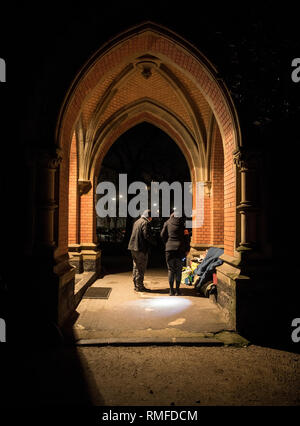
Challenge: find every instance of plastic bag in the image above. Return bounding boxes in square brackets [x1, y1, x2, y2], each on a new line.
[181, 267, 193, 285]
[190, 261, 199, 273]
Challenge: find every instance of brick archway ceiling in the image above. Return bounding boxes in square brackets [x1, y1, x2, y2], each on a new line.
[80, 59, 211, 148]
[76, 58, 216, 183]
[77, 55, 212, 180]
[91, 108, 199, 184]
[59, 26, 238, 183]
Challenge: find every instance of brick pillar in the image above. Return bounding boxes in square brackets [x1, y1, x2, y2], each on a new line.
[190, 181, 211, 256]
[68, 134, 79, 245]
[68, 134, 83, 273]
[211, 128, 224, 246]
[223, 150, 236, 257]
[78, 179, 101, 275]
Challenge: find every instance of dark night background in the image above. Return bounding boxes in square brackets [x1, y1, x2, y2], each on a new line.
[0, 1, 300, 417]
[102, 123, 190, 185]
[0, 1, 299, 339]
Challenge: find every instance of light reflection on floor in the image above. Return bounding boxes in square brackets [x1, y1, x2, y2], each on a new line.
[123, 296, 192, 316]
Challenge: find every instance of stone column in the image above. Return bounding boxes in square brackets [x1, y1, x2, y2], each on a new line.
[36, 148, 62, 250]
[216, 148, 262, 331]
[233, 148, 260, 254]
[35, 147, 76, 327]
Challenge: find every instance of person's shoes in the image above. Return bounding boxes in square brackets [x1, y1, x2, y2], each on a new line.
[169, 289, 175, 296]
[175, 289, 181, 296]
[137, 286, 151, 292]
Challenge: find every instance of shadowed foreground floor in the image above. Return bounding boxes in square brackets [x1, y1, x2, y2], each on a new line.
[4, 344, 300, 407]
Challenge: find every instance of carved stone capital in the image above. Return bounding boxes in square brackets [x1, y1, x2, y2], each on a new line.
[204, 181, 212, 196]
[233, 149, 247, 171]
[38, 147, 63, 169]
[78, 179, 92, 195]
[233, 148, 260, 171]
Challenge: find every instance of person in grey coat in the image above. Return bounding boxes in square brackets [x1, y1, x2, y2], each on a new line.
[128, 209, 154, 292]
[160, 212, 190, 295]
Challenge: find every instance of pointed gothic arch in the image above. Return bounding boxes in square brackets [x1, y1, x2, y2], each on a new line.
[50, 22, 251, 329]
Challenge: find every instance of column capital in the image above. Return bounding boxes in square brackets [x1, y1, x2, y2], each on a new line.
[78, 179, 92, 195]
[203, 181, 212, 196]
[37, 147, 63, 169]
[233, 148, 260, 171]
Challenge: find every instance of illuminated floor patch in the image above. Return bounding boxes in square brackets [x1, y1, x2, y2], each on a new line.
[124, 297, 192, 316]
[168, 318, 186, 326]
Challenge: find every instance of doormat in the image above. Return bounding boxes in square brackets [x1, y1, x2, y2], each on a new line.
[83, 287, 112, 299]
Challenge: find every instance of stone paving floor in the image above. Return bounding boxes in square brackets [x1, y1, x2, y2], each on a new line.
[72, 267, 234, 345]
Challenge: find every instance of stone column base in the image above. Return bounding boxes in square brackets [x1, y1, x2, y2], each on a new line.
[81, 249, 101, 276]
[216, 253, 275, 339]
[68, 243, 101, 276]
[68, 246, 84, 274]
[53, 254, 76, 327]
[215, 254, 242, 330]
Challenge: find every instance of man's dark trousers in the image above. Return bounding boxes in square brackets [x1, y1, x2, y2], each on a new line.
[131, 250, 148, 290]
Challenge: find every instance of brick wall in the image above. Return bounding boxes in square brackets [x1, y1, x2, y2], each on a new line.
[80, 183, 96, 244]
[211, 124, 224, 245]
[68, 132, 78, 245]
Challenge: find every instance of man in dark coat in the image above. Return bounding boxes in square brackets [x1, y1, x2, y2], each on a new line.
[128, 209, 153, 292]
[160, 212, 190, 295]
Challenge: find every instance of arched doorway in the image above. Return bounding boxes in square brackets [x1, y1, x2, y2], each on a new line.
[55, 22, 248, 329]
[95, 122, 192, 272]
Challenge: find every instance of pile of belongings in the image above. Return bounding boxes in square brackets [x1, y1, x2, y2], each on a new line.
[181, 266, 193, 286]
[181, 254, 205, 286]
[181, 247, 224, 297]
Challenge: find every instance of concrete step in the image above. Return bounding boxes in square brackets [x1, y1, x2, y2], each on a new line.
[74, 271, 97, 307]
[74, 331, 249, 347]
[75, 336, 224, 346]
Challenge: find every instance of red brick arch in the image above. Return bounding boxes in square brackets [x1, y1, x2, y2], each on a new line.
[79, 109, 199, 249]
[92, 109, 199, 182]
[57, 22, 241, 259]
[57, 23, 240, 152]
